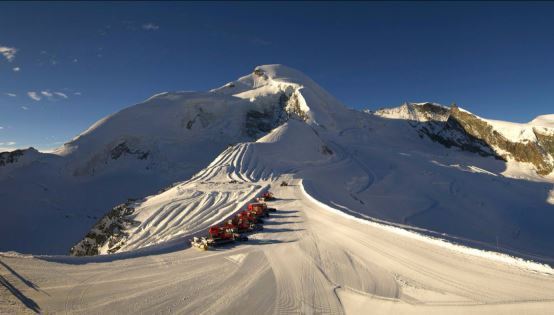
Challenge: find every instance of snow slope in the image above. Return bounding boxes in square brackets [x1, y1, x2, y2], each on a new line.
[2, 178, 554, 314]
[0, 88, 290, 254]
[530, 114, 554, 128]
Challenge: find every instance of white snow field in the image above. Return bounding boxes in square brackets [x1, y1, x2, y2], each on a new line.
[2, 178, 554, 314]
[1, 65, 554, 314]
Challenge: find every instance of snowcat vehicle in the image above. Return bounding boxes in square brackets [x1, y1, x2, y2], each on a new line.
[239, 210, 264, 224]
[262, 192, 276, 201]
[248, 203, 270, 218]
[190, 236, 209, 250]
[248, 202, 276, 214]
[190, 224, 248, 250]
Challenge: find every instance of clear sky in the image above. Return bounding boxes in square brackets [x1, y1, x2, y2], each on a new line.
[1, 1, 554, 151]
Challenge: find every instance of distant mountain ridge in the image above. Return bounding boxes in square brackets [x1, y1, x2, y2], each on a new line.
[374, 102, 554, 175]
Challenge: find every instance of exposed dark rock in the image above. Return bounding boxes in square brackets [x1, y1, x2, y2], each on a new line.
[110, 142, 149, 161]
[69, 202, 139, 256]
[283, 92, 309, 121]
[418, 116, 498, 158]
[0, 149, 25, 167]
[253, 68, 265, 76]
[244, 92, 291, 138]
[400, 104, 554, 175]
[449, 106, 553, 175]
[183, 107, 215, 130]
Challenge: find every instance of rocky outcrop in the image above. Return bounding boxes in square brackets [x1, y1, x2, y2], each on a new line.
[244, 89, 309, 138]
[0, 149, 26, 167]
[417, 117, 498, 158]
[69, 201, 139, 256]
[374, 103, 554, 176]
[283, 91, 309, 121]
[449, 106, 554, 175]
[375, 102, 450, 122]
[110, 142, 149, 160]
[182, 107, 216, 130]
[0, 147, 40, 168]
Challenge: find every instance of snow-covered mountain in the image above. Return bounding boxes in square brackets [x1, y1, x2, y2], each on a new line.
[2, 65, 554, 264]
[375, 102, 554, 176]
[0, 68, 319, 254]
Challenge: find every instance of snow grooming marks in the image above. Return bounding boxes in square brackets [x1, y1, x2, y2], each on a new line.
[299, 179, 554, 275]
[76, 181, 268, 255]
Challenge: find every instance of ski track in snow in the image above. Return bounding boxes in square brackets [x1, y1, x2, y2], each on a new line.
[2, 176, 554, 314]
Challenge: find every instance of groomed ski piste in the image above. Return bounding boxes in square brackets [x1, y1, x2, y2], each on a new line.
[2, 65, 554, 314]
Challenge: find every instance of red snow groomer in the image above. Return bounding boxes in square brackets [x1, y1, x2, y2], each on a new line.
[190, 223, 248, 250]
[248, 202, 270, 217]
[249, 202, 277, 215]
[236, 211, 263, 231]
[189, 196, 278, 251]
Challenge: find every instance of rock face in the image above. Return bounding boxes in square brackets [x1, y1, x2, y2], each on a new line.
[375, 102, 450, 122]
[110, 142, 149, 160]
[0, 149, 25, 167]
[0, 148, 39, 167]
[69, 201, 138, 256]
[449, 106, 554, 175]
[375, 103, 554, 176]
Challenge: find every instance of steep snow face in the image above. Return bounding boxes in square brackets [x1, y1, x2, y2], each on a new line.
[54, 92, 262, 176]
[213, 64, 352, 131]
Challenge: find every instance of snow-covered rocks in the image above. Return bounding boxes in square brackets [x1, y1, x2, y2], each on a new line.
[374, 102, 554, 175]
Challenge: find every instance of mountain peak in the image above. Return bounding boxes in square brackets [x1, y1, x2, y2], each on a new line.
[530, 114, 554, 128]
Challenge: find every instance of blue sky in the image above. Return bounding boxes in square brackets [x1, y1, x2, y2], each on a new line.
[1, 2, 554, 151]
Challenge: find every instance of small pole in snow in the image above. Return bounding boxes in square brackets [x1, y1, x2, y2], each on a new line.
[496, 236, 499, 250]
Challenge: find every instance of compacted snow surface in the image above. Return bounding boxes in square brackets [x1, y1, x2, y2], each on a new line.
[1, 65, 554, 314]
[2, 178, 554, 314]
